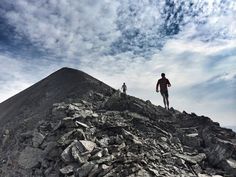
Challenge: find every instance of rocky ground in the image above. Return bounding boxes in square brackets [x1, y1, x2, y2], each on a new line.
[0, 89, 235, 177]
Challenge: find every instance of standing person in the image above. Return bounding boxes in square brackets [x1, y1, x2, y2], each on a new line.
[121, 83, 127, 95]
[156, 73, 171, 110]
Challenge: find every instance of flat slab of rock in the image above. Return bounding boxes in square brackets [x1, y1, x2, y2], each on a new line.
[175, 153, 206, 164]
[18, 146, 44, 169]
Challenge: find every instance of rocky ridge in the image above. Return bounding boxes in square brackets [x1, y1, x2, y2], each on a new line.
[0, 68, 236, 177]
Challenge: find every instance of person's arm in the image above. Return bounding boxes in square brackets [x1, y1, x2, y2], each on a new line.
[156, 81, 159, 92]
[167, 79, 171, 87]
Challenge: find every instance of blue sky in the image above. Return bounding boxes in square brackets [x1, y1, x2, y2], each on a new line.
[0, 0, 235, 126]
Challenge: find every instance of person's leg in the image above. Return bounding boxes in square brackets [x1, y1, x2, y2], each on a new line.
[166, 97, 169, 109]
[166, 91, 169, 109]
[161, 94, 167, 109]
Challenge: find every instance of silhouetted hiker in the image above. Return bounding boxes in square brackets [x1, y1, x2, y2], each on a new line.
[121, 83, 127, 94]
[156, 73, 171, 110]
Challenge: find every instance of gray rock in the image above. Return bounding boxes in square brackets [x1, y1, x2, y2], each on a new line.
[136, 169, 151, 177]
[52, 103, 67, 118]
[174, 153, 206, 164]
[220, 158, 236, 176]
[60, 164, 75, 174]
[90, 151, 103, 161]
[75, 162, 95, 177]
[61, 140, 78, 163]
[148, 168, 159, 176]
[58, 129, 86, 146]
[58, 130, 77, 145]
[182, 133, 202, 148]
[75, 121, 90, 129]
[18, 146, 44, 169]
[71, 145, 89, 164]
[78, 140, 96, 152]
[93, 155, 115, 164]
[97, 137, 110, 147]
[122, 129, 142, 145]
[32, 132, 45, 147]
[207, 138, 235, 165]
[87, 164, 99, 177]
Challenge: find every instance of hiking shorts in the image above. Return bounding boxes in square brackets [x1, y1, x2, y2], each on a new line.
[161, 90, 169, 98]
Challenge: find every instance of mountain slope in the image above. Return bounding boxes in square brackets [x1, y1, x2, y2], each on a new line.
[0, 67, 114, 130]
[0, 68, 235, 177]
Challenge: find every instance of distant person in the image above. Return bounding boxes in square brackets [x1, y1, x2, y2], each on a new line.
[121, 83, 127, 95]
[156, 73, 171, 110]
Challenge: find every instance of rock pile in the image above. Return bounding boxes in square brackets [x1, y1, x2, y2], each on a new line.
[0, 90, 236, 177]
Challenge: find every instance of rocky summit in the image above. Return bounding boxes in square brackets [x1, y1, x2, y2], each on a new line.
[0, 68, 236, 177]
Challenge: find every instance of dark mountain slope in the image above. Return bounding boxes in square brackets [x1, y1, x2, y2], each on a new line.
[0, 67, 114, 130]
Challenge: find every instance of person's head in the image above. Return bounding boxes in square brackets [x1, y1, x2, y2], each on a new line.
[161, 73, 165, 78]
[123, 82, 125, 85]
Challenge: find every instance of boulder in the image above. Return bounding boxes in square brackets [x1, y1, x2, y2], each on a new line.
[182, 133, 202, 148]
[220, 158, 236, 176]
[18, 146, 44, 169]
[207, 138, 235, 165]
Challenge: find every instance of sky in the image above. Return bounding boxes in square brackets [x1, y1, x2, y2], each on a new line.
[0, 0, 235, 127]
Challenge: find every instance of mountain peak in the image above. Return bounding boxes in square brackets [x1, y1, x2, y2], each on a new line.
[0, 67, 113, 129]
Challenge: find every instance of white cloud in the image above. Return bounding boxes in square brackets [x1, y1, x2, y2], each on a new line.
[3, 0, 120, 58]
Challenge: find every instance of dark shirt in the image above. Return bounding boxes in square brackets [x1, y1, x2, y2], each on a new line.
[156, 78, 171, 92]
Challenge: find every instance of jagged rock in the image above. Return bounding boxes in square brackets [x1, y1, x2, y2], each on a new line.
[58, 129, 85, 146]
[174, 153, 206, 164]
[71, 145, 90, 164]
[136, 169, 151, 177]
[87, 164, 99, 177]
[60, 164, 76, 174]
[97, 137, 110, 147]
[192, 164, 203, 174]
[122, 129, 142, 145]
[148, 168, 159, 176]
[78, 140, 97, 152]
[32, 131, 45, 147]
[18, 146, 44, 169]
[207, 138, 236, 165]
[61, 140, 78, 163]
[75, 162, 95, 177]
[90, 150, 103, 160]
[182, 133, 202, 148]
[220, 158, 236, 176]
